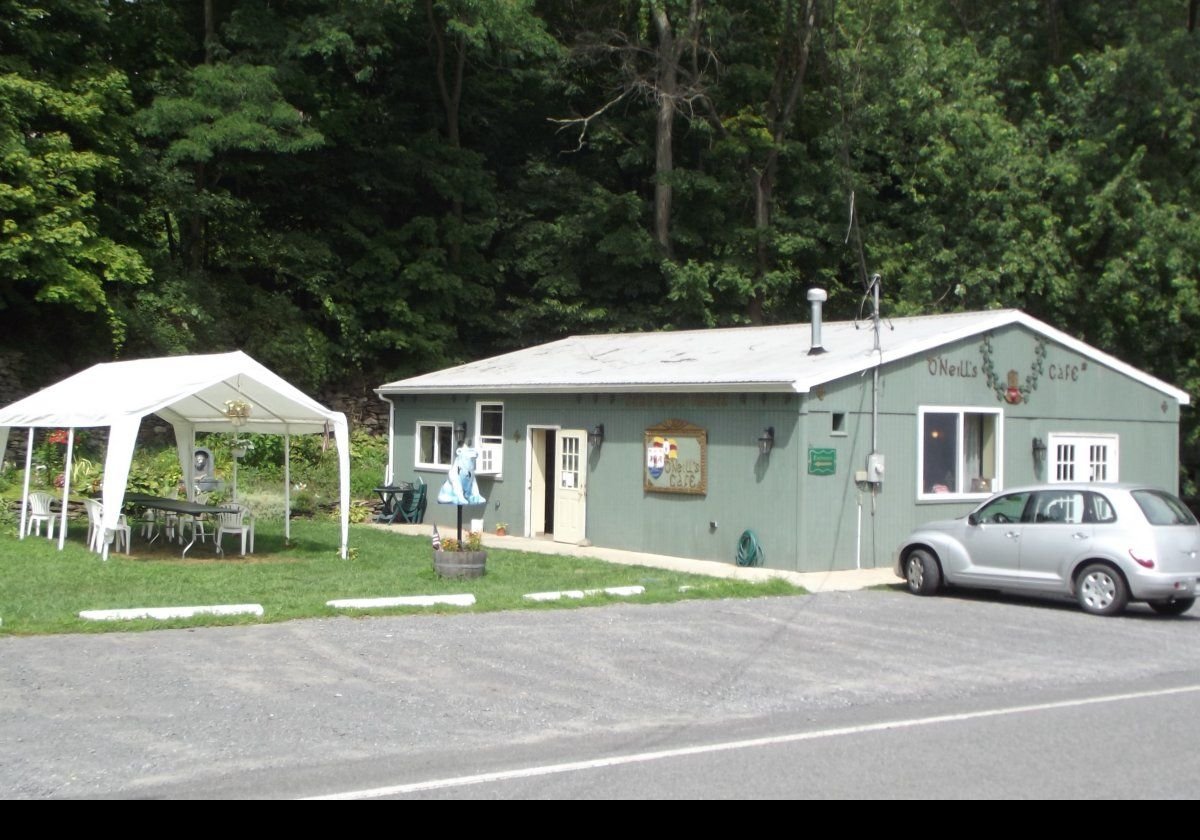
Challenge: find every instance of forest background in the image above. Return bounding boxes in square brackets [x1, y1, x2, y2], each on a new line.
[3, 0, 1198, 482]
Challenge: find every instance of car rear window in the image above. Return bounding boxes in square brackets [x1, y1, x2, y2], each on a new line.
[1132, 490, 1199, 526]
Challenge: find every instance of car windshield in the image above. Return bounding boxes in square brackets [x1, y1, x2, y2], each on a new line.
[1132, 489, 1198, 526]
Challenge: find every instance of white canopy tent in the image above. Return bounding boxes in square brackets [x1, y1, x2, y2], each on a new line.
[0, 351, 350, 559]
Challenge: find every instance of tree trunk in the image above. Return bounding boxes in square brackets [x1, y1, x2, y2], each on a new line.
[652, 5, 678, 259]
[426, 0, 465, 266]
[747, 0, 818, 323]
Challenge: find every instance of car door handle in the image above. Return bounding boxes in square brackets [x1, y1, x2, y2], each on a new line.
[1072, 533, 1088, 540]
[1005, 531, 1019, 539]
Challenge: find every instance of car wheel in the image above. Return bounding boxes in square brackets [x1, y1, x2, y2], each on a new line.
[1076, 563, 1129, 616]
[905, 549, 941, 596]
[1148, 597, 1196, 616]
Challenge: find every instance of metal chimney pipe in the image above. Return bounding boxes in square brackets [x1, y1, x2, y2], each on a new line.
[807, 288, 828, 355]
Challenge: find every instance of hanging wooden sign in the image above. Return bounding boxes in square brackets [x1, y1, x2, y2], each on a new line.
[644, 419, 707, 495]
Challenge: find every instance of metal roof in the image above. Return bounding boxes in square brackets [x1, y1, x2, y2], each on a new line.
[378, 309, 1190, 404]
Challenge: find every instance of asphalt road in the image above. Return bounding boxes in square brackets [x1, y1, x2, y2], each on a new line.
[3, 585, 1199, 799]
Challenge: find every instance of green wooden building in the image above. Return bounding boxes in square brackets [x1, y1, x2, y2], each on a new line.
[376, 305, 1189, 572]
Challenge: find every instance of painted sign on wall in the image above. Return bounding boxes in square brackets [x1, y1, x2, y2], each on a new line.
[808, 447, 836, 476]
[644, 419, 707, 495]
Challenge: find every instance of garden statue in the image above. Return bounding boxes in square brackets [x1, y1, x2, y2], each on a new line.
[438, 446, 486, 506]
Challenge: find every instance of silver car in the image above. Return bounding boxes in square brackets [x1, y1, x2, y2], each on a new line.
[894, 483, 1200, 616]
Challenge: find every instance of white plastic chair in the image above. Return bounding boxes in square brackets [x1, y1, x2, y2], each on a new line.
[24, 492, 56, 539]
[215, 504, 255, 556]
[138, 508, 180, 544]
[82, 498, 130, 554]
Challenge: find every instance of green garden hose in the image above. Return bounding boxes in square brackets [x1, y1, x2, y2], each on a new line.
[736, 529, 765, 567]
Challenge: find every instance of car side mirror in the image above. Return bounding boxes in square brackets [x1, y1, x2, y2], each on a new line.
[968, 512, 980, 526]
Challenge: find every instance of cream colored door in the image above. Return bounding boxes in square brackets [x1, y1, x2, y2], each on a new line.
[553, 429, 587, 544]
[527, 427, 550, 536]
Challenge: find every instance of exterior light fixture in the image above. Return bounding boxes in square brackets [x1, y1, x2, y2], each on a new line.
[588, 424, 605, 449]
[1032, 436, 1047, 468]
[757, 427, 775, 456]
[454, 421, 468, 444]
[224, 399, 251, 426]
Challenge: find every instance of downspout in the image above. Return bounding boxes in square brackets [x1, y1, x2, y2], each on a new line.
[380, 394, 396, 486]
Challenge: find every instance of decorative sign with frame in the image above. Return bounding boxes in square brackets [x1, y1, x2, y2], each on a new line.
[644, 419, 707, 495]
[808, 447, 836, 476]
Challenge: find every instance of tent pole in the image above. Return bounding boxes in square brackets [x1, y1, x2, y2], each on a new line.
[283, 432, 291, 543]
[57, 427, 75, 550]
[19, 428, 33, 539]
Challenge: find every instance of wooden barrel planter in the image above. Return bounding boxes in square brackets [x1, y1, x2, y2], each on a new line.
[433, 550, 487, 579]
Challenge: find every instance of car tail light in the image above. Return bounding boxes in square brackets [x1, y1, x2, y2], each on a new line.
[1128, 548, 1155, 569]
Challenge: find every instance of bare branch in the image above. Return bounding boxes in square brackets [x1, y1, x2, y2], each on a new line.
[548, 88, 634, 152]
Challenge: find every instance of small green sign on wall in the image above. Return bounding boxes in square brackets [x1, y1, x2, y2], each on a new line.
[808, 447, 836, 476]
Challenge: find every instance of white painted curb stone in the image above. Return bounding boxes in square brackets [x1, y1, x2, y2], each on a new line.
[80, 604, 264, 621]
[524, 585, 645, 602]
[327, 594, 476, 609]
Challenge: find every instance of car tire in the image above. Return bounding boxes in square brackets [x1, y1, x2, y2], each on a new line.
[1148, 597, 1196, 616]
[1076, 563, 1129, 616]
[905, 549, 941, 596]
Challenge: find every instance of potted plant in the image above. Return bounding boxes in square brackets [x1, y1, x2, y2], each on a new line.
[495, 522, 509, 537]
[230, 436, 254, 459]
[433, 530, 486, 578]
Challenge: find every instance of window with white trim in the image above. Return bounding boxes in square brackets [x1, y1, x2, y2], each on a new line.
[1048, 433, 1118, 483]
[918, 406, 1003, 500]
[415, 421, 454, 470]
[474, 402, 504, 476]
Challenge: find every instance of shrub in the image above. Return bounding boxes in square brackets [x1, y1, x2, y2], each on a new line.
[238, 490, 289, 521]
[127, 448, 183, 497]
[330, 500, 374, 524]
[290, 488, 319, 517]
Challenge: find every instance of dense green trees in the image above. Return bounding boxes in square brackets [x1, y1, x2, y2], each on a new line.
[1, 0, 1197, 455]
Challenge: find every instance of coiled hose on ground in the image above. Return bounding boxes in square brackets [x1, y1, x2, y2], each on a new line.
[736, 529, 765, 567]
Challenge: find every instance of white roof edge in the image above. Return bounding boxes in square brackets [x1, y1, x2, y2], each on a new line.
[377, 382, 801, 396]
[814, 310, 1189, 406]
[1004, 312, 1189, 405]
[376, 310, 1190, 406]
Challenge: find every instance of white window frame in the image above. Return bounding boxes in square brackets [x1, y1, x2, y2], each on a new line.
[917, 405, 1004, 502]
[1047, 433, 1119, 483]
[474, 402, 504, 477]
[414, 421, 455, 471]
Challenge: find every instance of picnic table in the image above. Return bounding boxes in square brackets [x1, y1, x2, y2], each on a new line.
[124, 494, 237, 558]
[374, 483, 414, 524]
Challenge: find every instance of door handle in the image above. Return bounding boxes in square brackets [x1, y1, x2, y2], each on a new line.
[1005, 531, 1019, 539]
[1072, 533, 1088, 540]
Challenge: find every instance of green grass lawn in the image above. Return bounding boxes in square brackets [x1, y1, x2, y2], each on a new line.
[0, 517, 804, 635]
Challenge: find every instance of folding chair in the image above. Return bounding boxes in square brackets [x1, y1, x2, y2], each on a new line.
[398, 478, 428, 524]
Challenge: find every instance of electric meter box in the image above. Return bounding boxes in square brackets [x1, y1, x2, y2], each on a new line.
[867, 452, 885, 483]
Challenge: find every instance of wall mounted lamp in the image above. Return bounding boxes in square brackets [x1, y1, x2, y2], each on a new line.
[454, 421, 468, 445]
[1032, 436, 1047, 469]
[757, 426, 775, 456]
[588, 424, 605, 449]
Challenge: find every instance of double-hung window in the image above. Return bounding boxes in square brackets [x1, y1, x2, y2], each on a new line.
[918, 406, 1003, 500]
[474, 402, 504, 476]
[415, 421, 454, 470]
